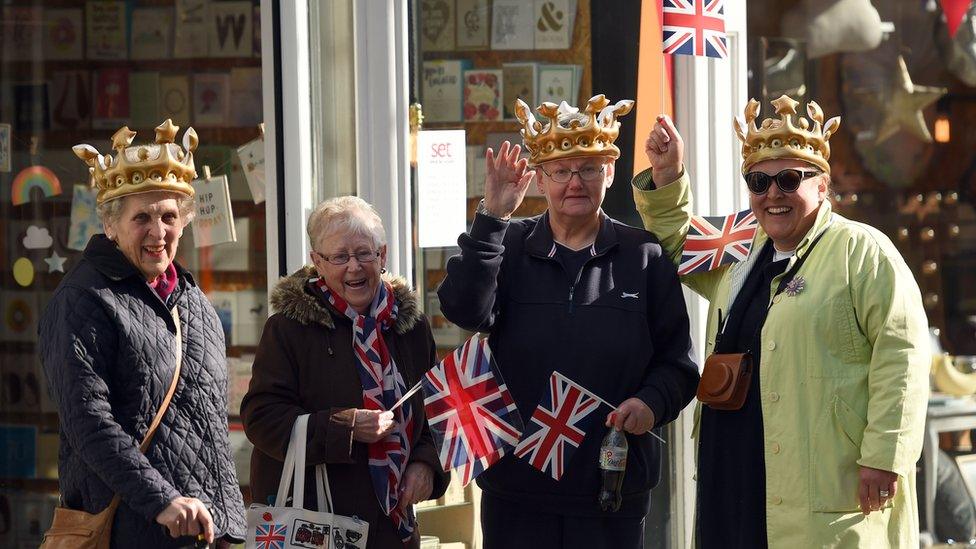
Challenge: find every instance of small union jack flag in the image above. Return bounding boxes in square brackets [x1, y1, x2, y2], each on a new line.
[253, 523, 287, 549]
[422, 335, 523, 486]
[663, 0, 728, 59]
[678, 209, 758, 275]
[514, 371, 604, 481]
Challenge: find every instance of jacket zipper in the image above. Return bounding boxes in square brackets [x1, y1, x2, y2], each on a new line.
[567, 253, 599, 313]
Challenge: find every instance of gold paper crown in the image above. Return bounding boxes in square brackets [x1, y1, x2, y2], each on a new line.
[72, 119, 198, 204]
[733, 95, 841, 174]
[515, 94, 634, 166]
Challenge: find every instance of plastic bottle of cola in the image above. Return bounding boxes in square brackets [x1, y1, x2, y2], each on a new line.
[598, 426, 628, 512]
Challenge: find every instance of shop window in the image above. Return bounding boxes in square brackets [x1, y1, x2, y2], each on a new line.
[0, 3, 266, 542]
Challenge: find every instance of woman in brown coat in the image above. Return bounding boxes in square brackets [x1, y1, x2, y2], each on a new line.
[241, 196, 448, 548]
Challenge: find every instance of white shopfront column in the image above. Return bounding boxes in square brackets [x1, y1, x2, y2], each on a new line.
[353, 0, 414, 279]
[670, 4, 750, 546]
[261, 0, 315, 283]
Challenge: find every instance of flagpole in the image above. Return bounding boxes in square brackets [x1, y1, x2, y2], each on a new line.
[390, 380, 423, 411]
[592, 390, 667, 444]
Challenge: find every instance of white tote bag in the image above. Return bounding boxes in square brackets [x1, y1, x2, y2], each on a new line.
[246, 414, 369, 549]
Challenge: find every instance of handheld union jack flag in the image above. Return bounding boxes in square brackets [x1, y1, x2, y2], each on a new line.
[678, 209, 758, 275]
[422, 334, 524, 486]
[663, 0, 728, 59]
[253, 522, 287, 549]
[514, 371, 606, 481]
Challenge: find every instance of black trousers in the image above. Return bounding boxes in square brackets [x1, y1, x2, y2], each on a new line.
[481, 492, 646, 549]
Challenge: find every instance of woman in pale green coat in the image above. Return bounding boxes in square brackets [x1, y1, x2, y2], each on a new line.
[632, 96, 930, 548]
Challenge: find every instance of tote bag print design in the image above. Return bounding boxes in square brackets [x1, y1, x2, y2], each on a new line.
[247, 415, 368, 549]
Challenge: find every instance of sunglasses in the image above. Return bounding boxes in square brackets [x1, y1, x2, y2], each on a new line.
[744, 169, 822, 195]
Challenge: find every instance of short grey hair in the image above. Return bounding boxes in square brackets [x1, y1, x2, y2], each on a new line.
[307, 196, 386, 252]
[96, 191, 196, 228]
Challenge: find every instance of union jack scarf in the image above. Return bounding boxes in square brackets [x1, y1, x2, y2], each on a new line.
[312, 278, 416, 542]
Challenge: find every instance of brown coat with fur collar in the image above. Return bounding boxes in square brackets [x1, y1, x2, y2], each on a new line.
[241, 266, 448, 548]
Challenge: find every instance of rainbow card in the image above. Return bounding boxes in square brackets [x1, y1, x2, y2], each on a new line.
[12, 166, 61, 206]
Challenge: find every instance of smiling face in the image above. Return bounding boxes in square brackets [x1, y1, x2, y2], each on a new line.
[311, 230, 387, 314]
[103, 192, 185, 281]
[747, 158, 828, 251]
[536, 156, 615, 224]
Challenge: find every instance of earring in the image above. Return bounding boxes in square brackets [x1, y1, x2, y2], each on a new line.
[381, 268, 387, 274]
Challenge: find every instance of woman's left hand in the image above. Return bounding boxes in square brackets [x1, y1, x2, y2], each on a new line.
[858, 465, 898, 514]
[606, 398, 656, 434]
[396, 462, 435, 512]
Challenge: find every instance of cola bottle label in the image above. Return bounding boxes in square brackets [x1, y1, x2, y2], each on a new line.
[599, 447, 627, 471]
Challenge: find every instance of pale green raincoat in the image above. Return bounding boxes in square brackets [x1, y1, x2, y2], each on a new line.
[633, 169, 930, 548]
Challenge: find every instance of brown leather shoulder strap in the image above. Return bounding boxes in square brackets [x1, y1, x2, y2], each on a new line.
[139, 306, 183, 453]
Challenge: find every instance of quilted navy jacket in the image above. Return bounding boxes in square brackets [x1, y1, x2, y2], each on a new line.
[39, 234, 246, 547]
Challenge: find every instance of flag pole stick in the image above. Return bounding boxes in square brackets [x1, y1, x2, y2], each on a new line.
[391, 380, 423, 411]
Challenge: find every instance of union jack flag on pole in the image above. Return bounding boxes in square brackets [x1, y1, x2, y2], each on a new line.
[514, 371, 606, 481]
[663, 0, 728, 59]
[421, 335, 523, 486]
[678, 209, 758, 275]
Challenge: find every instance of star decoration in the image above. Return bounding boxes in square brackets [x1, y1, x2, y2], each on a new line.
[771, 95, 800, 115]
[784, 276, 806, 297]
[872, 56, 947, 143]
[44, 251, 67, 273]
[155, 119, 179, 144]
[111, 126, 137, 150]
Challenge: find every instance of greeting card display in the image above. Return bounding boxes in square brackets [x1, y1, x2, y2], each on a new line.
[210, 1, 252, 57]
[463, 70, 503, 121]
[131, 8, 174, 60]
[86, 1, 127, 60]
[422, 60, 470, 123]
[43, 8, 84, 60]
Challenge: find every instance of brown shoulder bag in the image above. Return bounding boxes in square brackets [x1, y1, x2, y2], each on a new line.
[40, 307, 183, 549]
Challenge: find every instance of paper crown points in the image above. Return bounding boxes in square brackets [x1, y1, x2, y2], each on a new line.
[515, 94, 635, 166]
[73, 119, 198, 205]
[733, 95, 841, 174]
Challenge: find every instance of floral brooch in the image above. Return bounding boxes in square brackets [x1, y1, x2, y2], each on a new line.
[784, 276, 806, 297]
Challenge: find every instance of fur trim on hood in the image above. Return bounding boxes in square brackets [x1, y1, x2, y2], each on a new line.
[269, 265, 422, 334]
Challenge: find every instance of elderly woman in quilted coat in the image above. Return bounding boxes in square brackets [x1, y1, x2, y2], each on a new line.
[38, 122, 246, 547]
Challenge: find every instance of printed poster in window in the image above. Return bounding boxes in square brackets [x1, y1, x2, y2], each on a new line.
[68, 184, 102, 251]
[2, 6, 42, 62]
[174, 0, 210, 59]
[0, 124, 10, 173]
[420, 0, 456, 52]
[50, 71, 92, 130]
[92, 68, 130, 129]
[129, 72, 161, 129]
[210, 1, 252, 57]
[491, 0, 534, 50]
[43, 8, 84, 60]
[537, 64, 577, 105]
[159, 75, 191, 126]
[502, 63, 537, 119]
[416, 130, 466, 248]
[85, 1, 127, 60]
[534, 0, 573, 50]
[130, 8, 173, 60]
[236, 137, 266, 204]
[229, 67, 262, 126]
[193, 73, 230, 127]
[422, 60, 470, 123]
[463, 70, 503, 121]
[456, 0, 490, 50]
[191, 174, 236, 247]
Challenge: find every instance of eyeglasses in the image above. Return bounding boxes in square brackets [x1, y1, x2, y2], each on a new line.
[744, 169, 822, 195]
[539, 164, 606, 184]
[315, 250, 380, 266]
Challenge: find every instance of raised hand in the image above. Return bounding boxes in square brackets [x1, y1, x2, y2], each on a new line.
[483, 141, 536, 219]
[352, 409, 396, 443]
[645, 115, 684, 187]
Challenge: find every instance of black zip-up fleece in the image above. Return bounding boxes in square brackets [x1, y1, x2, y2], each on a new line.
[437, 211, 699, 517]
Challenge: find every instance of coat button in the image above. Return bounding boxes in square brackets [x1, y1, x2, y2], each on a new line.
[771, 442, 781, 454]
[770, 392, 780, 402]
[772, 495, 783, 505]
[766, 340, 776, 351]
